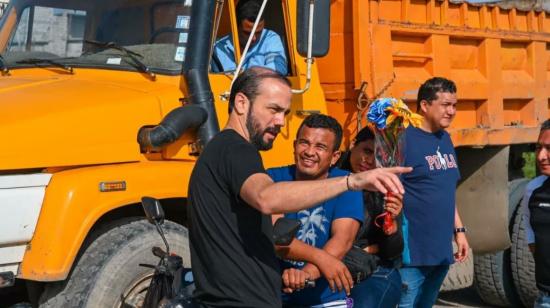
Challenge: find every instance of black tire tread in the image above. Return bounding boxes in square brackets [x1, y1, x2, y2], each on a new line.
[39, 219, 187, 307]
[510, 203, 538, 307]
[474, 252, 511, 307]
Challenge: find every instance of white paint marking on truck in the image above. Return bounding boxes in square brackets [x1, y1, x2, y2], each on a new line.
[106, 58, 122, 65]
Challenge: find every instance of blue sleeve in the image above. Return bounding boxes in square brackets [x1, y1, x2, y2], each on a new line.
[522, 176, 547, 244]
[266, 168, 275, 179]
[266, 168, 280, 182]
[333, 190, 364, 225]
[262, 30, 288, 76]
[213, 36, 237, 72]
[267, 166, 294, 183]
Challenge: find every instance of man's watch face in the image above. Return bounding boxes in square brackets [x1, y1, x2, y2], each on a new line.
[454, 227, 467, 233]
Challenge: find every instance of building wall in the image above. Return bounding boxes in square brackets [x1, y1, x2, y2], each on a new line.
[0, 0, 8, 17]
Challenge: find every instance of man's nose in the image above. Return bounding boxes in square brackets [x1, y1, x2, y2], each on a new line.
[273, 113, 285, 126]
[448, 106, 457, 115]
[304, 145, 315, 156]
[537, 148, 548, 162]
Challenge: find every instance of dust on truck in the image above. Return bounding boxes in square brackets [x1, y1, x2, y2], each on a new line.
[0, 0, 545, 307]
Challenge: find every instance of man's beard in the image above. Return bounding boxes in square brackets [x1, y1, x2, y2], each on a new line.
[246, 110, 280, 151]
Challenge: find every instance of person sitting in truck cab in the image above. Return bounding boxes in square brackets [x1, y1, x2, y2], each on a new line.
[211, 0, 288, 75]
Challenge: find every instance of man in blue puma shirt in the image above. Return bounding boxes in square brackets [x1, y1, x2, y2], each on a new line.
[399, 77, 470, 307]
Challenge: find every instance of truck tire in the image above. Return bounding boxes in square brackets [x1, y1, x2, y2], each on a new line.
[39, 219, 189, 308]
[473, 179, 528, 307]
[473, 251, 518, 306]
[511, 201, 538, 307]
[440, 243, 474, 291]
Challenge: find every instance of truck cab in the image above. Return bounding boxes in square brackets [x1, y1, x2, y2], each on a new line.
[0, 0, 328, 305]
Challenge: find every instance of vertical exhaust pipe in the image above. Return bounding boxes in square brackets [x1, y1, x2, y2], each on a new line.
[182, 0, 219, 148]
[138, 0, 219, 151]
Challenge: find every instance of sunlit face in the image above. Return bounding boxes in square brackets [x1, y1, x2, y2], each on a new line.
[294, 126, 341, 180]
[536, 129, 550, 176]
[245, 78, 291, 151]
[349, 139, 375, 173]
[238, 19, 265, 51]
[421, 92, 457, 131]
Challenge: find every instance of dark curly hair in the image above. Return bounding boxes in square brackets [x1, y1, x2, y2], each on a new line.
[297, 114, 343, 151]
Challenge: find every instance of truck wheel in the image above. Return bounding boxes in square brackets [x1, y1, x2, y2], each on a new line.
[473, 251, 518, 306]
[473, 179, 527, 307]
[440, 243, 473, 291]
[39, 219, 189, 307]
[511, 202, 538, 307]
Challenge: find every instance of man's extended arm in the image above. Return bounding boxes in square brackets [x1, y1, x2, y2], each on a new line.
[241, 167, 410, 215]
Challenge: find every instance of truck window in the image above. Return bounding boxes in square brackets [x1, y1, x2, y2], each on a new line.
[211, 0, 291, 76]
[8, 6, 85, 57]
[2, 0, 193, 75]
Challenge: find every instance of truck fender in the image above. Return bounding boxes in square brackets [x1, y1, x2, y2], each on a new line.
[18, 160, 194, 281]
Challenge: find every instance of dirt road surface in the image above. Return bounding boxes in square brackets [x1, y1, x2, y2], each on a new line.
[436, 287, 495, 308]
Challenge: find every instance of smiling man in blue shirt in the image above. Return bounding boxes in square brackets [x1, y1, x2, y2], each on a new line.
[211, 0, 288, 75]
[269, 114, 364, 308]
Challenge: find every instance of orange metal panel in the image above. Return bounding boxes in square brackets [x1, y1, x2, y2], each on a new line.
[322, 0, 550, 147]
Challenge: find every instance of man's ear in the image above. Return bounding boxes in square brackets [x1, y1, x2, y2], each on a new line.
[233, 92, 250, 116]
[330, 150, 342, 166]
[420, 100, 429, 114]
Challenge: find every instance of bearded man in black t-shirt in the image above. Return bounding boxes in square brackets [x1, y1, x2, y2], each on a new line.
[188, 67, 411, 308]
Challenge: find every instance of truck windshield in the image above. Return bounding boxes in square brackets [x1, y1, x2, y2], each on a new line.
[0, 0, 194, 75]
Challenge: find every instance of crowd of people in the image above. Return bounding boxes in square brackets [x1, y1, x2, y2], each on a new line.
[186, 1, 550, 307]
[187, 63, 473, 307]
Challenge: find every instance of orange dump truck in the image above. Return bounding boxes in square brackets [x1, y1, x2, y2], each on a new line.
[321, 1, 549, 306]
[0, 0, 545, 306]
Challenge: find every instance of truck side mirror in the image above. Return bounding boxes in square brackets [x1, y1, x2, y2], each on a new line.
[297, 0, 330, 58]
[141, 196, 165, 225]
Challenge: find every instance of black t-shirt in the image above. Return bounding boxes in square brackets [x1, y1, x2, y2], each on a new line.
[528, 176, 550, 292]
[188, 129, 281, 308]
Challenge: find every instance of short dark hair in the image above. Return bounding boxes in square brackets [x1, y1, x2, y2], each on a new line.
[296, 114, 343, 151]
[236, 0, 263, 25]
[228, 67, 291, 113]
[416, 77, 457, 112]
[541, 119, 550, 133]
[354, 126, 375, 144]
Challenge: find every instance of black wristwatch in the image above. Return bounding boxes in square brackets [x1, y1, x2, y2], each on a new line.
[454, 227, 467, 233]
